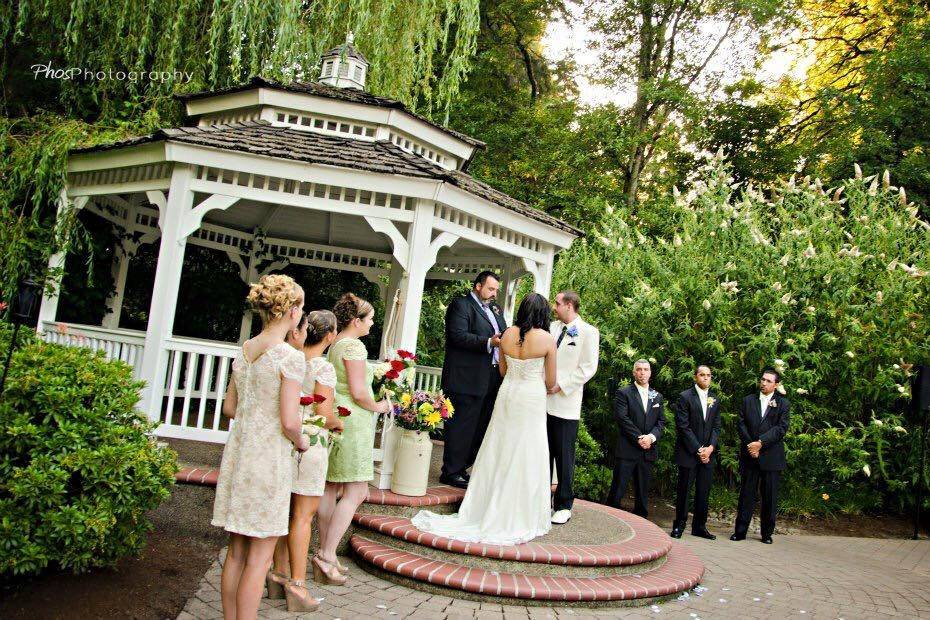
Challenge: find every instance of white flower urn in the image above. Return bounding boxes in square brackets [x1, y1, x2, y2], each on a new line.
[390, 430, 433, 497]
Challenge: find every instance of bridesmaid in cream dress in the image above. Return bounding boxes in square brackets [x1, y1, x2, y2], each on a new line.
[268, 311, 342, 611]
[211, 274, 309, 620]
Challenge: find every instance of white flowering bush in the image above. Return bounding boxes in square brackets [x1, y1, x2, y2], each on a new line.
[559, 154, 930, 515]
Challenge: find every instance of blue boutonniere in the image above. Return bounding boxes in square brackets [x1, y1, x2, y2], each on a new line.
[648, 389, 658, 400]
[566, 325, 579, 338]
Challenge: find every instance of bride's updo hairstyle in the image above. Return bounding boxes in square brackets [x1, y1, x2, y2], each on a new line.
[514, 293, 551, 344]
[333, 293, 374, 332]
[246, 274, 304, 326]
[305, 310, 337, 346]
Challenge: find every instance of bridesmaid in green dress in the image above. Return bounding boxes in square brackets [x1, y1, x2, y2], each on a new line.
[314, 293, 389, 583]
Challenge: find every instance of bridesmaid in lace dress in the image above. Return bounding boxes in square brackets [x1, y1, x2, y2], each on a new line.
[268, 311, 342, 611]
[211, 274, 309, 620]
[314, 293, 390, 583]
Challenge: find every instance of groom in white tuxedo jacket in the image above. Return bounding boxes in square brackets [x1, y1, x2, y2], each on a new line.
[547, 291, 600, 524]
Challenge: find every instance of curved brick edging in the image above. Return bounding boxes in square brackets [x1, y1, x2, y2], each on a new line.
[350, 535, 704, 602]
[364, 486, 466, 506]
[172, 471, 467, 507]
[352, 501, 671, 567]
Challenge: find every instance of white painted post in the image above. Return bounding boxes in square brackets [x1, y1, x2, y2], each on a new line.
[379, 258, 404, 358]
[393, 202, 436, 353]
[138, 166, 195, 422]
[500, 258, 518, 324]
[102, 242, 134, 329]
[37, 191, 87, 331]
[533, 245, 556, 297]
[238, 256, 259, 343]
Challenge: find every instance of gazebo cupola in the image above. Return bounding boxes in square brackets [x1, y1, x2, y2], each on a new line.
[318, 32, 369, 90]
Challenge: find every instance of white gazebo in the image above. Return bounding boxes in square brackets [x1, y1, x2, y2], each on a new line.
[38, 36, 581, 486]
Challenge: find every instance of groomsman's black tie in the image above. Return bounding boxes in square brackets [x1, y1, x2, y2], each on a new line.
[556, 325, 568, 347]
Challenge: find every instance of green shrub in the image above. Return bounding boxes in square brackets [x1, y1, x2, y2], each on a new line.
[573, 419, 612, 502]
[0, 340, 177, 576]
[562, 154, 930, 516]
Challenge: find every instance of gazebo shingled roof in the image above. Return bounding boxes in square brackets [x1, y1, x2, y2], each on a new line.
[69, 120, 581, 235]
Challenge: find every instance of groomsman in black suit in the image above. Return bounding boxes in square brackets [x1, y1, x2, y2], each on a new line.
[605, 359, 665, 518]
[731, 368, 790, 544]
[439, 271, 507, 489]
[670, 365, 721, 540]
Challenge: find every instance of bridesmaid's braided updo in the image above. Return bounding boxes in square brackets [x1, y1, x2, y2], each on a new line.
[246, 274, 303, 326]
[305, 310, 337, 346]
[332, 293, 374, 332]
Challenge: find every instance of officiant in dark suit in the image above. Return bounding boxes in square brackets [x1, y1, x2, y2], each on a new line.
[731, 367, 790, 544]
[439, 271, 507, 489]
[670, 365, 721, 540]
[605, 359, 665, 517]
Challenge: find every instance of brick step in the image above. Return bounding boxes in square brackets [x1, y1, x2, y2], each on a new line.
[351, 500, 672, 568]
[350, 534, 704, 603]
[173, 471, 467, 509]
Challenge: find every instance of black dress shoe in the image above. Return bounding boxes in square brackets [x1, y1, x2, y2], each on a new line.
[438, 474, 468, 489]
[761, 536, 773, 544]
[691, 529, 716, 540]
[670, 527, 683, 539]
[730, 533, 746, 541]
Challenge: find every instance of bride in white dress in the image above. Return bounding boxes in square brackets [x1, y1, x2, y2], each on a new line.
[412, 293, 557, 545]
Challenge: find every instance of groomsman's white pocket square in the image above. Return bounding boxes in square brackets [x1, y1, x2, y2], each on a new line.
[652, 404, 660, 408]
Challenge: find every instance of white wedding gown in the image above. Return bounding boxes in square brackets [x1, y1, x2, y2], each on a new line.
[411, 355, 552, 545]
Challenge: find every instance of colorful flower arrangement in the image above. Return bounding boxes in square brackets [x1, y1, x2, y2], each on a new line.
[373, 349, 417, 398]
[392, 390, 454, 433]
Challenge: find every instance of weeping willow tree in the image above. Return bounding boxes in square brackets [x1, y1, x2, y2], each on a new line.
[0, 0, 480, 299]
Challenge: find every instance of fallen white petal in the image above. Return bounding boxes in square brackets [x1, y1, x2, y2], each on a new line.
[719, 598, 727, 603]
[754, 597, 761, 601]
[376, 604, 388, 609]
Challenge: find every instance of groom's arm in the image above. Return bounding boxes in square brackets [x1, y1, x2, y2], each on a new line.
[557, 325, 599, 396]
[446, 297, 488, 352]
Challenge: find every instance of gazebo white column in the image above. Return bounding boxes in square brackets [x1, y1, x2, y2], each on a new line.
[37, 191, 88, 328]
[379, 258, 404, 358]
[102, 240, 135, 329]
[138, 166, 195, 422]
[391, 203, 461, 353]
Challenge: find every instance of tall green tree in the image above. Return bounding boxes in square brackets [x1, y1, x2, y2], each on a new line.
[586, 0, 795, 205]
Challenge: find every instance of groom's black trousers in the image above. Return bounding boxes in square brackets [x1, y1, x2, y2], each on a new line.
[547, 415, 579, 511]
[441, 366, 503, 478]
